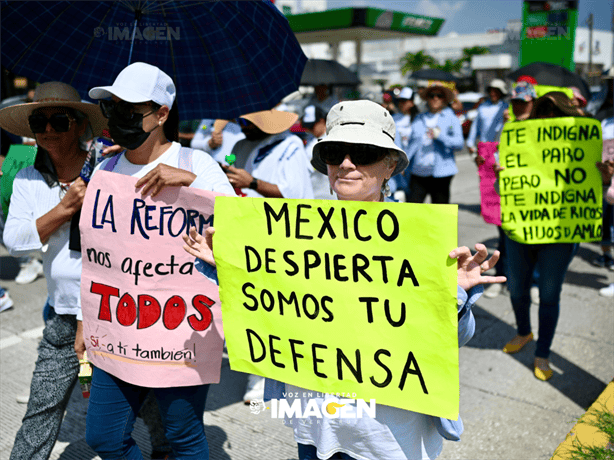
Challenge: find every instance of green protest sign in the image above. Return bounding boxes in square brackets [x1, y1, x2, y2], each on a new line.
[499, 117, 602, 244]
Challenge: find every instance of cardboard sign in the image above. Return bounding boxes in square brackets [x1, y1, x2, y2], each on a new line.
[213, 197, 460, 419]
[478, 141, 501, 226]
[80, 171, 225, 387]
[499, 118, 603, 244]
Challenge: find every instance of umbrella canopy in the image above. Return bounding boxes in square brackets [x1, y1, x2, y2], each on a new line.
[1, 1, 307, 120]
[507, 62, 590, 101]
[410, 69, 458, 82]
[300, 59, 360, 86]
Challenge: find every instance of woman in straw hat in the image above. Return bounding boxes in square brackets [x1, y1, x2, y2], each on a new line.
[0, 81, 106, 460]
[405, 81, 464, 204]
[184, 100, 505, 460]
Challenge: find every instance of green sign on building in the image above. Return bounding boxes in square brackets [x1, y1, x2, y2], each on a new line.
[520, 0, 578, 71]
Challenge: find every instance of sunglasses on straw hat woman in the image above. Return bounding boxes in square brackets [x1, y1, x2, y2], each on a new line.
[0, 81, 107, 460]
[182, 100, 506, 460]
[84, 62, 234, 460]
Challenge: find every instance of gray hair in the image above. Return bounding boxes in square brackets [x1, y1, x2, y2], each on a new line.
[381, 150, 400, 196]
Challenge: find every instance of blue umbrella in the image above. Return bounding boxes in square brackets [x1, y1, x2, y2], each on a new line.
[1, 1, 307, 120]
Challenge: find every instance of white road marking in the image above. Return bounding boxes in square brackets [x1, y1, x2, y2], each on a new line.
[0, 325, 45, 349]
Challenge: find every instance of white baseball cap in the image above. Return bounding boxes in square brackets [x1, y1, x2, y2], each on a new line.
[397, 87, 413, 100]
[311, 100, 408, 177]
[89, 62, 176, 107]
[487, 79, 508, 96]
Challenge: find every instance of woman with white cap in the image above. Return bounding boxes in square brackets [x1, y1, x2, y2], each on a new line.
[184, 100, 506, 460]
[466, 78, 508, 161]
[85, 62, 234, 460]
[0, 81, 106, 460]
[405, 81, 464, 204]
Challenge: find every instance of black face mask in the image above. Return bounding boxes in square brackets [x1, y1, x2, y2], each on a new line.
[108, 113, 157, 150]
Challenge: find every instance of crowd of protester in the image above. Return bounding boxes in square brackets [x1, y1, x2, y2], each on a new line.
[0, 56, 612, 459]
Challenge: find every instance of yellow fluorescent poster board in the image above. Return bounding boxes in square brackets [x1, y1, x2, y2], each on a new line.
[499, 117, 603, 244]
[213, 198, 459, 419]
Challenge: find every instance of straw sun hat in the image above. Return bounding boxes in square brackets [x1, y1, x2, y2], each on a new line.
[240, 109, 298, 134]
[0, 81, 107, 139]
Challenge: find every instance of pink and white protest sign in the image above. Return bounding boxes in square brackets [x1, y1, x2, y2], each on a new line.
[604, 139, 614, 162]
[79, 171, 224, 387]
[478, 141, 501, 226]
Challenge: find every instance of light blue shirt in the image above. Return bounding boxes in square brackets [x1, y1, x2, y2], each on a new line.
[466, 99, 508, 148]
[406, 107, 464, 178]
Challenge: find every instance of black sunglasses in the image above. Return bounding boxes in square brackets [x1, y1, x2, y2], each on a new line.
[319, 143, 389, 166]
[28, 113, 72, 133]
[99, 99, 155, 120]
[427, 92, 446, 100]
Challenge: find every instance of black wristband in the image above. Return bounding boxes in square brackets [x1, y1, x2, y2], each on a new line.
[248, 178, 258, 190]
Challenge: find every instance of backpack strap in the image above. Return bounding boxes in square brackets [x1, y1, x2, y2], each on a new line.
[100, 152, 123, 172]
[178, 147, 194, 173]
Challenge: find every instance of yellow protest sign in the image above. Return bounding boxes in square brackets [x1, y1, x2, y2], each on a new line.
[213, 197, 459, 419]
[499, 117, 603, 243]
[534, 85, 573, 99]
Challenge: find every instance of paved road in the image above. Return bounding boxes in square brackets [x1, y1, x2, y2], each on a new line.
[0, 152, 612, 459]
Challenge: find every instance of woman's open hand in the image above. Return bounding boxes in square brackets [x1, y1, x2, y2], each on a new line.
[449, 243, 506, 292]
[183, 227, 216, 266]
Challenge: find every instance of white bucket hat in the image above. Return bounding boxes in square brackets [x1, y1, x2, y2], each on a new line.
[0, 81, 107, 138]
[89, 62, 176, 107]
[311, 100, 408, 177]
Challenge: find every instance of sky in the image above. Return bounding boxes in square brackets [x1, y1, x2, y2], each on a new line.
[324, 0, 613, 35]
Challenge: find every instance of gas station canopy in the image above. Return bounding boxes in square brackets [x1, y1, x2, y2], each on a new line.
[287, 7, 444, 44]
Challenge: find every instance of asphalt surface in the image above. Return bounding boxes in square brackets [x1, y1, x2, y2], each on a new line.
[0, 151, 612, 460]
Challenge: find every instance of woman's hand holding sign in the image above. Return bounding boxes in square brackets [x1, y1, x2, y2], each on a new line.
[449, 243, 506, 292]
[135, 163, 196, 197]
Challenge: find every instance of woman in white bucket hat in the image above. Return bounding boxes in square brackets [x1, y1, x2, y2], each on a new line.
[184, 100, 505, 460]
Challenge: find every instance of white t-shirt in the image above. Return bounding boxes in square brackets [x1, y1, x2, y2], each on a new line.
[5, 166, 83, 318]
[284, 384, 443, 460]
[94, 142, 234, 195]
[231, 132, 314, 199]
[191, 120, 246, 164]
